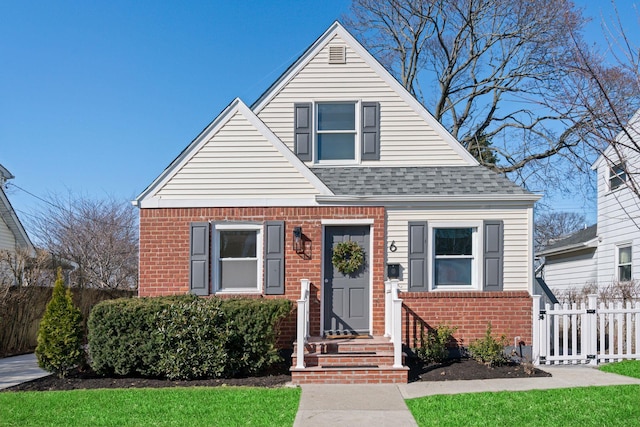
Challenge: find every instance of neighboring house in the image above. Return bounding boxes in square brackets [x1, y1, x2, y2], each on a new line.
[135, 22, 540, 383]
[537, 109, 640, 296]
[0, 164, 35, 255]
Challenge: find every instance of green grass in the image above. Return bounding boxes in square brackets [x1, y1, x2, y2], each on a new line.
[0, 386, 301, 427]
[600, 360, 640, 378]
[406, 385, 640, 427]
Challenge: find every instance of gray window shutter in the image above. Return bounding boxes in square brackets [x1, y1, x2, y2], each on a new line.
[408, 221, 428, 291]
[294, 103, 312, 161]
[190, 222, 210, 296]
[361, 102, 380, 160]
[483, 220, 504, 291]
[264, 221, 285, 295]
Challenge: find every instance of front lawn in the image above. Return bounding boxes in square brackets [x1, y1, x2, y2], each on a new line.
[600, 360, 640, 378]
[0, 386, 301, 427]
[406, 385, 640, 427]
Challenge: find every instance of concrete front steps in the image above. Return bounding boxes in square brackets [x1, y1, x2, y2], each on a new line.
[291, 335, 408, 384]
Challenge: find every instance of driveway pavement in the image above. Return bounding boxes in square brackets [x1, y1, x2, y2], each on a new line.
[0, 353, 49, 390]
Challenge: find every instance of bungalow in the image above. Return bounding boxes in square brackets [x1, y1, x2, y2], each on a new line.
[135, 22, 540, 383]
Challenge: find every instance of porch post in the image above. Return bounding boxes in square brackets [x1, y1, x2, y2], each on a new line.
[296, 279, 310, 369]
[390, 279, 403, 368]
[532, 295, 541, 365]
[384, 280, 391, 337]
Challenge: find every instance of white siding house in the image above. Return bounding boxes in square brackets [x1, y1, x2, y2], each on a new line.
[0, 165, 35, 255]
[538, 110, 640, 295]
[135, 21, 541, 383]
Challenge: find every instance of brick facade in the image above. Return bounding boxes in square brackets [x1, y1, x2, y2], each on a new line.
[139, 206, 387, 346]
[139, 207, 533, 351]
[401, 291, 532, 348]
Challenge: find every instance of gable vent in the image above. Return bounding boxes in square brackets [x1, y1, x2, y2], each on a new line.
[328, 46, 346, 64]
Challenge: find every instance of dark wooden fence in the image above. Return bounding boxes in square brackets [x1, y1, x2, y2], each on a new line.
[0, 286, 134, 357]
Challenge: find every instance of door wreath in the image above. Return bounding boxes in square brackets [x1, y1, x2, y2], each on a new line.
[332, 240, 364, 274]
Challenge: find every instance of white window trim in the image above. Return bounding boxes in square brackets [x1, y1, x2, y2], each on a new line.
[313, 100, 361, 165]
[615, 243, 632, 282]
[213, 223, 263, 294]
[428, 221, 483, 291]
[609, 162, 627, 192]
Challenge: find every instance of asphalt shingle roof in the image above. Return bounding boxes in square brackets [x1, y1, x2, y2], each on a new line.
[540, 224, 598, 254]
[310, 166, 533, 196]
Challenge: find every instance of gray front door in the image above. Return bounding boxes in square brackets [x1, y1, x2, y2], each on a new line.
[323, 226, 370, 334]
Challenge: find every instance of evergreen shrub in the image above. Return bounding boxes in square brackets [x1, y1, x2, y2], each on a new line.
[88, 295, 291, 379]
[35, 269, 84, 378]
[468, 322, 509, 366]
[416, 324, 458, 364]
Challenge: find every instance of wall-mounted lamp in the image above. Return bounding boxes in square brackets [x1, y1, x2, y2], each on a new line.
[293, 226, 303, 253]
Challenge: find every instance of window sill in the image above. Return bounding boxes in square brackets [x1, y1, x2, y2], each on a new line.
[214, 289, 262, 295]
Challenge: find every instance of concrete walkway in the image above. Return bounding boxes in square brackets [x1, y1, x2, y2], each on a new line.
[0, 353, 49, 390]
[295, 365, 640, 427]
[2, 355, 640, 427]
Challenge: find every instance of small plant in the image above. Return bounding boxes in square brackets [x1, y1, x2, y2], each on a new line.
[416, 324, 457, 364]
[468, 322, 508, 367]
[35, 268, 84, 378]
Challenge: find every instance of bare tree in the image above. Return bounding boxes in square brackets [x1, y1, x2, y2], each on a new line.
[562, 3, 640, 199]
[345, 0, 632, 190]
[534, 211, 586, 253]
[29, 194, 138, 290]
[0, 247, 53, 287]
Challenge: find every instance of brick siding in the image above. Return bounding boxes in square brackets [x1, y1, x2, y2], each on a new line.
[401, 290, 532, 348]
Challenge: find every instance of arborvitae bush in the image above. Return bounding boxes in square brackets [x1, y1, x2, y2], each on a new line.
[88, 295, 292, 380]
[35, 269, 84, 378]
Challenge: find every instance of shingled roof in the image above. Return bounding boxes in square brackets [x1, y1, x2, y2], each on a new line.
[537, 224, 598, 256]
[310, 166, 533, 196]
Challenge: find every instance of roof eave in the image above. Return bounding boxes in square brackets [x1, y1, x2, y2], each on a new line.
[536, 237, 598, 257]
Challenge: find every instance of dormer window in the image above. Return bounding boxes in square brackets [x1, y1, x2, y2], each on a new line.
[609, 162, 627, 191]
[317, 103, 356, 161]
[294, 101, 380, 163]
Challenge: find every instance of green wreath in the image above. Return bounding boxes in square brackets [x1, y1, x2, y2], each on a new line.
[332, 240, 364, 274]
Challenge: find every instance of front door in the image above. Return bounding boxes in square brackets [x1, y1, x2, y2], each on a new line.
[323, 226, 370, 335]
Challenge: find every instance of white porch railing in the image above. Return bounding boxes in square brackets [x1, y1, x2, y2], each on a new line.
[385, 279, 403, 368]
[295, 279, 310, 369]
[532, 294, 640, 366]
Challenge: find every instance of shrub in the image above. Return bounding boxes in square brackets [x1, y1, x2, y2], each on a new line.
[416, 324, 458, 364]
[88, 295, 292, 380]
[221, 298, 292, 376]
[88, 295, 188, 377]
[468, 322, 508, 367]
[155, 297, 227, 380]
[35, 269, 84, 378]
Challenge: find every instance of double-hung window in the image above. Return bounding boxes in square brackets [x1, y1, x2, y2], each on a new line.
[316, 102, 356, 161]
[215, 224, 262, 293]
[433, 227, 477, 288]
[617, 245, 632, 281]
[609, 163, 627, 191]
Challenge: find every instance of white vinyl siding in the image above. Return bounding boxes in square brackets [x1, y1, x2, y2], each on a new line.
[257, 35, 470, 167]
[156, 111, 320, 200]
[0, 216, 16, 251]
[543, 249, 598, 293]
[595, 143, 640, 285]
[387, 207, 531, 292]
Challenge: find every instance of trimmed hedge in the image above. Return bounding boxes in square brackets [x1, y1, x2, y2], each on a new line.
[88, 296, 291, 380]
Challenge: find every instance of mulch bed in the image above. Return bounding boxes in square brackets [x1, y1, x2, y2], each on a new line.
[408, 357, 551, 382]
[4, 358, 550, 392]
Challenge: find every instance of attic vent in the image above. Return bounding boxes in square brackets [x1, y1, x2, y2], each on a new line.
[328, 46, 346, 64]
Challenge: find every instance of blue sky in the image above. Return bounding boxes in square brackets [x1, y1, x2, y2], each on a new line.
[1, 0, 637, 234]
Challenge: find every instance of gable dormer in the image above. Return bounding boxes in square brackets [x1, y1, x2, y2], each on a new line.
[253, 23, 478, 168]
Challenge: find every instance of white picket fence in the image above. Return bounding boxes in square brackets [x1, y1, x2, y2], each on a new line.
[532, 294, 640, 365]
